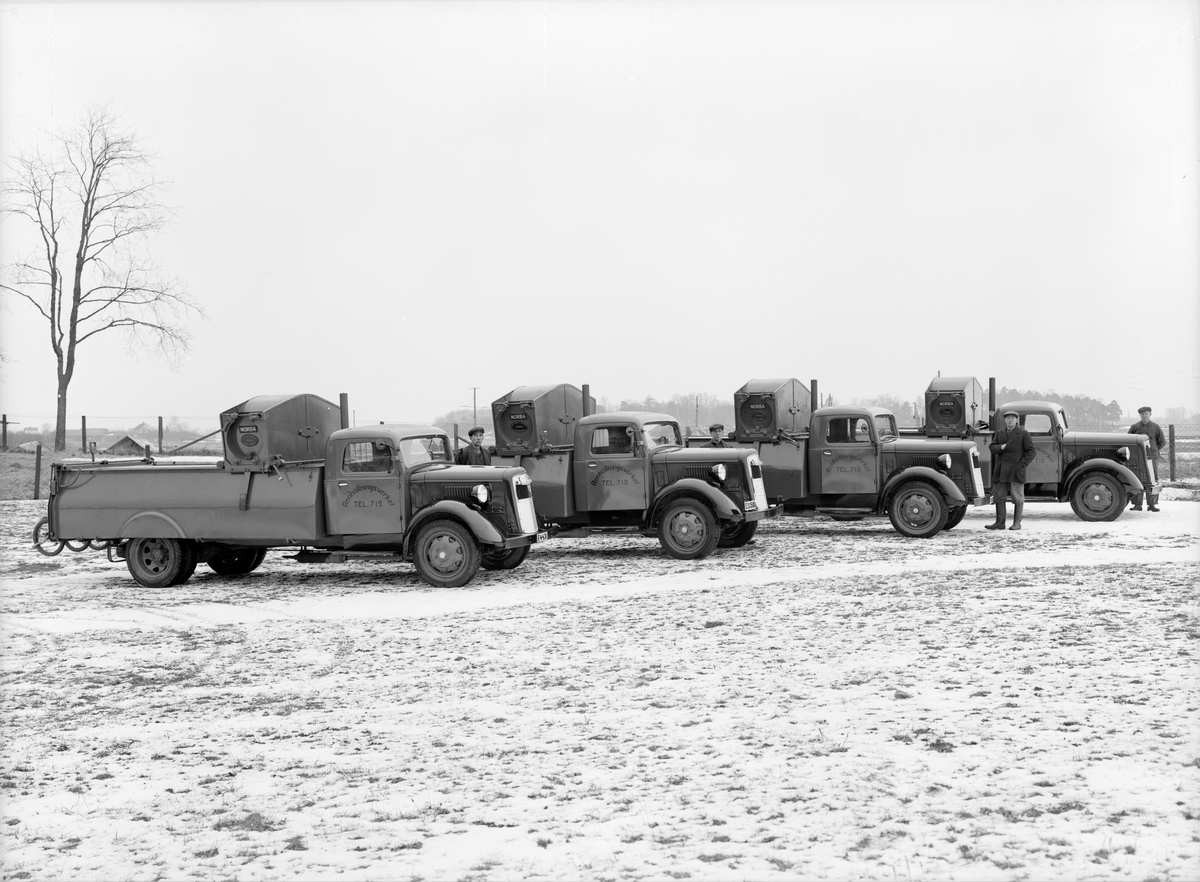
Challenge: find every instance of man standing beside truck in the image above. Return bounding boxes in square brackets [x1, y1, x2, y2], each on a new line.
[986, 410, 1036, 532]
[704, 423, 728, 448]
[1128, 407, 1164, 511]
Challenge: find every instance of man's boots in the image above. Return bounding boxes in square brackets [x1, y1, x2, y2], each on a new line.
[1009, 503, 1024, 531]
[1130, 493, 1143, 511]
[985, 501, 1006, 530]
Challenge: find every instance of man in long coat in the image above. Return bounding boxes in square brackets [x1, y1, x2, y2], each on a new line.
[1127, 406, 1165, 511]
[986, 410, 1037, 531]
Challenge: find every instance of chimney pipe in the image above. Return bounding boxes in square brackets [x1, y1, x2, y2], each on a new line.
[582, 384, 592, 417]
[810, 379, 819, 414]
[339, 393, 350, 429]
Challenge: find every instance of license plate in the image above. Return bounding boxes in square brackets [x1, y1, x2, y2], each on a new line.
[535, 531, 549, 543]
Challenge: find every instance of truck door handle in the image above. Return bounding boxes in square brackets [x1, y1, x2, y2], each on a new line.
[822, 450, 832, 457]
[587, 462, 597, 468]
[337, 481, 348, 488]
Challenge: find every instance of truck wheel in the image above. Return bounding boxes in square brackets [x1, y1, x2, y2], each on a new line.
[659, 500, 720, 560]
[717, 520, 757, 548]
[414, 519, 481, 588]
[944, 505, 967, 530]
[32, 517, 65, 557]
[170, 541, 199, 586]
[481, 545, 530, 571]
[207, 546, 268, 576]
[888, 482, 948, 538]
[1070, 472, 1126, 522]
[126, 538, 191, 588]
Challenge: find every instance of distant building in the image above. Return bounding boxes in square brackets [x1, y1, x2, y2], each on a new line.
[103, 436, 156, 456]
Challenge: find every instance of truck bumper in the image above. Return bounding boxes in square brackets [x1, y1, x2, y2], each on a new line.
[744, 505, 778, 522]
[501, 529, 549, 549]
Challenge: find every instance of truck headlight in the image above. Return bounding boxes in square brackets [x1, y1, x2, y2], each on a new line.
[937, 453, 952, 470]
[471, 484, 490, 504]
[710, 463, 727, 483]
[1116, 447, 1130, 461]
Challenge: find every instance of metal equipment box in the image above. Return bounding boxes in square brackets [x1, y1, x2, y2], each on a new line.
[924, 377, 987, 436]
[734, 378, 811, 441]
[492, 384, 596, 455]
[220, 393, 342, 472]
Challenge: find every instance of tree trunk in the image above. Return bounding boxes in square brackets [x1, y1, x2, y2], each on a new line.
[55, 383, 68, 451]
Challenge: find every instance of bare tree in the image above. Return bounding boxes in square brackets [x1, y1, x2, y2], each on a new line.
[1, 107, 201, 450]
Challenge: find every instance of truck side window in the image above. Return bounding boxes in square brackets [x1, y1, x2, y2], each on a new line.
[825, 418, 851, 444]
[1025, 414, 1053, 436]
[853, 418, 871, 441]
[344, 441, 393, 474]
[590, 427, 632, 455]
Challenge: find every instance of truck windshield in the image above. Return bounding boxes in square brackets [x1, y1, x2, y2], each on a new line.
[873, 414, 897, 439]
[644, 422, 682, 449]
[398, 436, 453, 466]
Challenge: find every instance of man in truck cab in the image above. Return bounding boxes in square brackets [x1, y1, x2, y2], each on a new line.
[986, 410, 1036, 532]
[456, 427, 492, 466]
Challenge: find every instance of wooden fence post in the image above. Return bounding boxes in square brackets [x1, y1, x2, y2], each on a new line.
[1, 414, 7, 451]
[158, 416, 164, 454]
[34, 444, 42, 500]
[82, 416, 87, 454]
[1168, 424, 1176, 482]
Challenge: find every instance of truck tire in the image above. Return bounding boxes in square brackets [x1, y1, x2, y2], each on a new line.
[944, 505, 967, 530]
[481, 545, 530, 571]
[171, 541, 200, 586]
[207, 546, 268, 576]
[658, 499, 720, 560]
[717, 520, 757, 548]
[887, 482, 948, 538]
[126, 538, 192, 588]
[1070, 472, 1126, 522]
[414, 519, 481, 588]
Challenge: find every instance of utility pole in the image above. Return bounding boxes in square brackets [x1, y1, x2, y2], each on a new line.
[470, 387, 479, 428]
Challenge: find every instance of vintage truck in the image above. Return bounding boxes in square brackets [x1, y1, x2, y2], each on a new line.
[691, 378, 989, 538]
[33, 393, 544, 589]
[919, 376, 1161, 520]
[487, 384, 773, 558]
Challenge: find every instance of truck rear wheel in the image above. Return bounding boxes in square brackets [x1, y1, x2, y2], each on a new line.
[481, 545, 530, 571]
[1070, 472, 1126, 522]
[659, 500, 720, 560]
[127, 537, 193, 588]
[887, 482, 948, 538]
[414, 519, 481, 588]
[717, 520, 757, 548]
[207, 546, 268, 576]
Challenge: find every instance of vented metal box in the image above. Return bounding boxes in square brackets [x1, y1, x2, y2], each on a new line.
[491, 384, 596, 455]
[220, 393, 342, 472]
[924, 377, 986, 436]
[734, 378, 811, 441]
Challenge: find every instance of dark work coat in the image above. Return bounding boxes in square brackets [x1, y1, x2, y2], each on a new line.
[703, 439, 727, 448]
[989, 426, 1036, 483]
[1129, 419, 1165, 462]
[455, 445, 492, 466]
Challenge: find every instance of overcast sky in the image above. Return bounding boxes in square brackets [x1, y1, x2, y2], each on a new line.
[1, 0, 1197, 426]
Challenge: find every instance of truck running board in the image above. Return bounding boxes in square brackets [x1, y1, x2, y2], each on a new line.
[287, 550, 400, 564]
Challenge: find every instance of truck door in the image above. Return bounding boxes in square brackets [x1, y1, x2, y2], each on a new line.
[808, 415, 879, 495]
[1021, 411, 1063, 485]
[324, 439, 403, 537]
[579, 423, 648, 511]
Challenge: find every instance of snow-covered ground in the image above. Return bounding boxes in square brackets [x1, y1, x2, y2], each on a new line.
[2, 493, 1198, 881]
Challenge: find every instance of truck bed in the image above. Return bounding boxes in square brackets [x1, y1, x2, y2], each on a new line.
[50, 458, 328, 544]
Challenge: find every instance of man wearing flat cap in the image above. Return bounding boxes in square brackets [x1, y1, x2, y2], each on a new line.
[986, 410, 1036, 531]
[456, 427, 492, 466]
[1128, 406, 1165, 511]
[703, 423, 728, 448]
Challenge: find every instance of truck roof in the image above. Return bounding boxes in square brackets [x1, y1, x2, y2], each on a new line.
[577, 411, 679, 426]
[997, 400, 1064, 413]
[331, 424, 449, 442]
[811, 405, 894, 418]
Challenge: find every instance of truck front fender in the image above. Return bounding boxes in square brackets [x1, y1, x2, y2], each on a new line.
[1064, 458, 1143, 496]
[881, 467, 967, 509]
[404, 501, 504, 553]
[650, 479, 743, 525]
[119, 512, 187, 539]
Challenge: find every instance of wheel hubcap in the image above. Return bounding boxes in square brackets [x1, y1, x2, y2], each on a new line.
[901, 493, 934, 527]
[425, 533, 464, 575]
[669, 512, 705, 550]
[1083, 482, 1114, 514]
